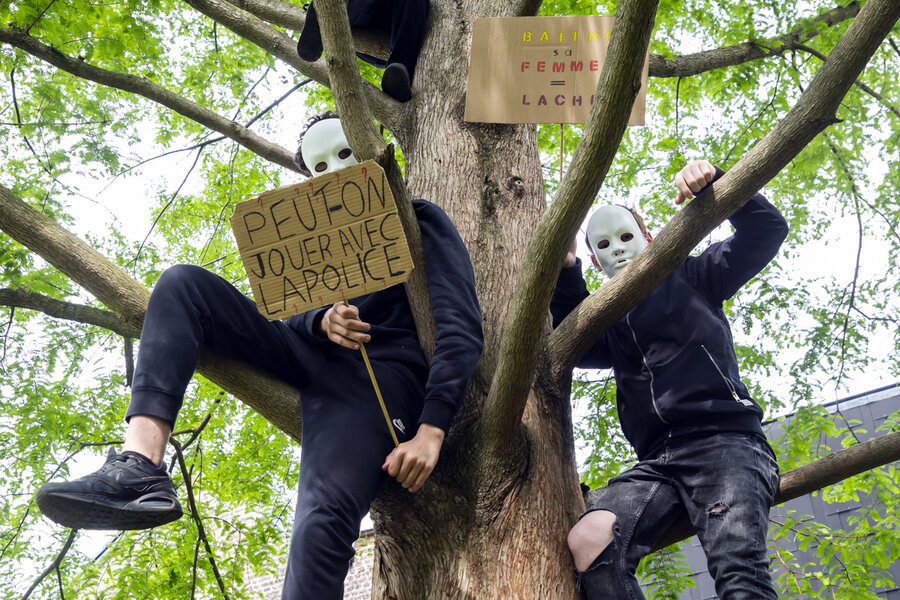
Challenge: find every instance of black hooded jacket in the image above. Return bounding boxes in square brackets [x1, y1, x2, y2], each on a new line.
[551, 177, 788, 460]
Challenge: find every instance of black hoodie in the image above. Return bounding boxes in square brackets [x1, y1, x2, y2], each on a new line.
[552, 177, 788, 460]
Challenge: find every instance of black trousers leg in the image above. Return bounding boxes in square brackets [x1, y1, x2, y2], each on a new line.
[347, 0, 429, 78]
[281, 359, 424, 600]
[127, 264, 313, 427]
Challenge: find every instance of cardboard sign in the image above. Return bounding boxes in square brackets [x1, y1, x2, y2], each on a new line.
[230, 160, 413, 320]
[464, 16, 648, 125]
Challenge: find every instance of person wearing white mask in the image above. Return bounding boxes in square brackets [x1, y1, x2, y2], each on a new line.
[37, 111, 483, 600]
[552, 160, 788, 600]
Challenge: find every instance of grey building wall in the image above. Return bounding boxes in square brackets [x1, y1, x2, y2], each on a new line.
[665, 383, 900, 600]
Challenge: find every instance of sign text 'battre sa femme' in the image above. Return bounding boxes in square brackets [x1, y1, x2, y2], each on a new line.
[465, 15, 648, 125]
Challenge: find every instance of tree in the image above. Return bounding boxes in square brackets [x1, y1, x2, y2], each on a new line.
[1, 0, 899, 598]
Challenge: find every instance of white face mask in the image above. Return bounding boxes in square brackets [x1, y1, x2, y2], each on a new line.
[300, 118, 359, 176]
[586, 205, 649, 277]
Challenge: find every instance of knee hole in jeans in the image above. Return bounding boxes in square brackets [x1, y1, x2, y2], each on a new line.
[569, 510, 617, 572]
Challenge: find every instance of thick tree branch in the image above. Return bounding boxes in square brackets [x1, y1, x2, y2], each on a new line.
[0, 288, 139, 338]
[648, 2, 860, 78]
[224, 0, 390, 59]
[482, 0, 659, 444]
[549, 0, 900, 384]
[316, 0, 435, 356]
[181, 0, 400, 133]
[0, 26, 299, 172]
[642, 429, 900, 551]
[0, 183, 303, 443]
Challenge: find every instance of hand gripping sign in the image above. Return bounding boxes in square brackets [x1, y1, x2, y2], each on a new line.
[230, 160, 413, 446]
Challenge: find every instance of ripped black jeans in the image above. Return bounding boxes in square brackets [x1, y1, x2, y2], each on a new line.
[577, 432, 780, 600]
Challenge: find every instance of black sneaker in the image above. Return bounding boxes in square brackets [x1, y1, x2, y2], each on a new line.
[381, 63, 412, 103]
[296, 2, 323, 62]
[36, 448, 183, 530]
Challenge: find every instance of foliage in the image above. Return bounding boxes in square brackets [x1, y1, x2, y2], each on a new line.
[0, 0, 898, 597]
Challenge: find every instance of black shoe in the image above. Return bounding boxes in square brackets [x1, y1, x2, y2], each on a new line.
[36, 448, 183, 530]
[297, 3, 323, 62]
[381, 63, 412, 103]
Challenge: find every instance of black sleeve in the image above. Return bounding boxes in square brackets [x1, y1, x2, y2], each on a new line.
[550, 258, 612, 369]
[414, 200, 484, 431]
[685, 168, 789, 303]
[551, 259, 590, 328]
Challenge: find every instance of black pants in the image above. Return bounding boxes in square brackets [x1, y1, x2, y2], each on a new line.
[347, 0, 429, 78]
[128, 265, 424, 600]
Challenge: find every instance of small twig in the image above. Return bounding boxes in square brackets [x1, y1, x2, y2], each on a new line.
[851, 305, 897, 324]
[170, 438, 231, 600]
[723, 66, 782, 164]
[174, 396, 223, 452]
[859, 196, 900, 244]
[190, 537, 201, 600]
[824, 135, 865, 438]
[54, 565, 65, 600]
[131, 148, 204, 271]
[101, 78, 310, 193]
[0, 119, 112, 127]
[795, 43, 900, 120]
[10, 67, 48, 176]
[25, 0, 59, 33]
[21, 528, 77, 600]
[1, 306, 14, 364]
[674, 76, 681, 145]
[889, 36, 900, 60]
[770, 541, 804, 595]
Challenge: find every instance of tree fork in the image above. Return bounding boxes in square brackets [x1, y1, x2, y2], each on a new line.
[483, 0, 659, 448]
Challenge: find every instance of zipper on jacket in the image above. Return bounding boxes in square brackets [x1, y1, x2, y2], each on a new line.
[626, 313, 670, 425]
[700, 344, 754, 407]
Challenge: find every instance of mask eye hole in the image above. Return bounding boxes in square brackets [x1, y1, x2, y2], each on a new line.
[596, 240, 609, 250]
[338, 148, 352, 159]
[621, 233, 634, 242]
[315, 162, 327, 173]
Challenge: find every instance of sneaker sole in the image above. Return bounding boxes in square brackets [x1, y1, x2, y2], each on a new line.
[37, 489, 183, 531]
[381, 65, 412, 103]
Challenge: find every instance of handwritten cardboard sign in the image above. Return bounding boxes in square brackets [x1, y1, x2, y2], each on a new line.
[230, 160, 413, 320]
[464, 15, 648, 125]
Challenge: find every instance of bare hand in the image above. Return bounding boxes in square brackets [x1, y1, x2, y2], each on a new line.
[382, 423, 445, 493]
[320, 301, 371, 349]
[563, 238, 578, 268]
[674, 159, 716, 205]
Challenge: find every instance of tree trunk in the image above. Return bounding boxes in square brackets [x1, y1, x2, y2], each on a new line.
[367, 1, 586, 597]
